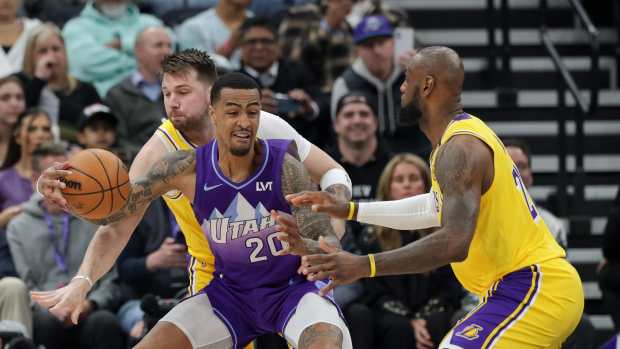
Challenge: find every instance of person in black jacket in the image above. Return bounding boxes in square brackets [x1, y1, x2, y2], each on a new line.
[116, 198, 188, 340]
[18, 23, 100, 142]
[237, 17, 327, 146]
[354, 154, 464, 349]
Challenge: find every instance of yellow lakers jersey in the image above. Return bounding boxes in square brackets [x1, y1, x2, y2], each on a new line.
[156, 119, 214, 295]
[430, 114, 565, 296]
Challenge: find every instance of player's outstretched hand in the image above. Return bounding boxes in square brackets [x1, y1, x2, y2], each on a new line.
[272, 210, 308, 256]
[286, 191, 349, 219]
[300, 238, 370, 296]
[30, 277, 91, 325]
[36, 162, 72, 211]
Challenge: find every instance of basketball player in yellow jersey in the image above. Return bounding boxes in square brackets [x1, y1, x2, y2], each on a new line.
[287, 46, 584, 348]
[31, 50, 352, 343]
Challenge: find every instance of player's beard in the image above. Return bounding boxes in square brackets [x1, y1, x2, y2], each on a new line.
[399, 87, 423, 126]
[231, 144, 252, 157]
[230, 127, 254, 156]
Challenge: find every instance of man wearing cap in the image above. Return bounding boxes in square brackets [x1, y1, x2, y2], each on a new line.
[331, 14, 429, 156]
[327, 91, 392, 348]
[329, 91, 390, 203]
[76, 103, 118, 150]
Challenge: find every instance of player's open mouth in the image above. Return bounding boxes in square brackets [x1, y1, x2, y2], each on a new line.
[232, 132, 251, 142]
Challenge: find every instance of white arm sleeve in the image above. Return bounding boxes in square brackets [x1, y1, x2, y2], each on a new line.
[257, 111, 311, 161]
[357, 193, 440, 230]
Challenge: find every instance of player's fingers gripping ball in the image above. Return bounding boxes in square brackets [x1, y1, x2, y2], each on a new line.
[60, 149, 129, 220]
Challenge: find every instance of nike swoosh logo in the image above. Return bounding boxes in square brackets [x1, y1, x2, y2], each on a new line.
[203, 184, 223, 192]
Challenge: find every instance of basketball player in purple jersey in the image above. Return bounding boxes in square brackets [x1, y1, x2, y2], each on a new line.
[78, 72, 352, 349]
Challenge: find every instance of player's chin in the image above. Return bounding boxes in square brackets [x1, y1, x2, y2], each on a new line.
[230, 144, 251, 157]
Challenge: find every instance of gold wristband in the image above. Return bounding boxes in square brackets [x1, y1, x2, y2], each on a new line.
[368, 254, 376, 277]
[347, 201, 355, 220]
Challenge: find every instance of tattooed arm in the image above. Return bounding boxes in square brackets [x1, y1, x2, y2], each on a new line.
[90, 149, 196, 225]
[299, 135, 493, 290]
[372, 135, 492, 274]
[280, 152, 341, 255]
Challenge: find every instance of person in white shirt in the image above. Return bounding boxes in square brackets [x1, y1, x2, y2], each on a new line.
[0, 0, 40, 77]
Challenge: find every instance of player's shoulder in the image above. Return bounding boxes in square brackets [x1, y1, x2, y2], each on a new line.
[436, 134, 492, 169]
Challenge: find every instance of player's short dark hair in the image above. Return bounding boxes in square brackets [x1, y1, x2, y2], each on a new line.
[210, 73, 261, 105]
[162, 49, 217, 84]
[239, 17, 278, 41]
[32, 142, 67, 173]
[503, 138, 532, 166]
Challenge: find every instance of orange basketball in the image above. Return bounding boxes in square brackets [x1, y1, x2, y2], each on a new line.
[61, 148, 130, 220]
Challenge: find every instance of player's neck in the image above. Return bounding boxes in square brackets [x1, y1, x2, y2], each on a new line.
[425, 107, 464, 148]
[184, 117, 214, 146]
[217, 142, 261, 183]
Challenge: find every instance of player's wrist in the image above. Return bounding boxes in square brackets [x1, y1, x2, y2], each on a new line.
[71, 275, 94, 290]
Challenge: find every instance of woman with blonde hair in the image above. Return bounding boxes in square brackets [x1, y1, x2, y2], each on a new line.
[18, 23, 100, 141]
[356, 153, 464, 349]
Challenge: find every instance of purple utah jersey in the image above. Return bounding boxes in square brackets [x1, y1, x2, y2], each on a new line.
[193, 138, 299, 290]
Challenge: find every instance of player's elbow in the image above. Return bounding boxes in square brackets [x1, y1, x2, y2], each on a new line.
[452, 246, 469, 262]
[450, 231, 473, 262]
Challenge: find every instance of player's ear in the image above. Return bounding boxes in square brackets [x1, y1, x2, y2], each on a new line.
[208, 105, 216, 122]
[422, 75, 434, 97]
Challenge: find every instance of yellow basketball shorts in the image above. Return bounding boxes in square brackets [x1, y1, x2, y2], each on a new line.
[439, 258, 584, 349]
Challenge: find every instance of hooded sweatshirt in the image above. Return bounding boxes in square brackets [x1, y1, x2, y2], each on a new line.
[7, 194, 121, 311]
[62, 1, 162, 96]
[331, 57, 404, 135]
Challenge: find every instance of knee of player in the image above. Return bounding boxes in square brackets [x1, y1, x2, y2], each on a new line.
[299, 322, 343, 349]
[0, 277, 28, 297]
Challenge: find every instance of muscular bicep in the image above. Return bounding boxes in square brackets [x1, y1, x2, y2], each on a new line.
[435, 135, 492, 260]
[129, 134, 168, 179]
[281, 153, 339, 245]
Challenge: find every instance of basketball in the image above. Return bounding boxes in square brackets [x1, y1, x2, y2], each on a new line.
[60, 148, 130, 220]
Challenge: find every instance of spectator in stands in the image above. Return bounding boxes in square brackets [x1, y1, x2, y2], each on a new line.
[62, 0, 162, 96]
[325, 91, 391, 348]
[0, 277, 33, 340]
[328, 91, 389, 201]
[0, 0, 40, 77]
[7, 141, 126, 349]
[600, 186, 620, 331]
[331, 14, 428, 155]
[0, 109, 53, 277]
[237, 17, 324, 144]
[75, 103, 130, 164]
[354, 154, 464, 349]
[347, 0, 410, 28]
[19, 23, 101, 142]
[176, 0, 252, 68]
[278, 0, 356, 94]
[116, 199, 187, 341]
[504, 139, 567, 247]
[105, 26, 172, 156]
[0, 75, 26, 167]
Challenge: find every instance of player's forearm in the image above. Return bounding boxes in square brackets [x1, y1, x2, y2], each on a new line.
[77, 223, 133, 283]
[354, 193, 440, 230]
[373, 227, 469, 276]
[302, 235, 341, 255]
